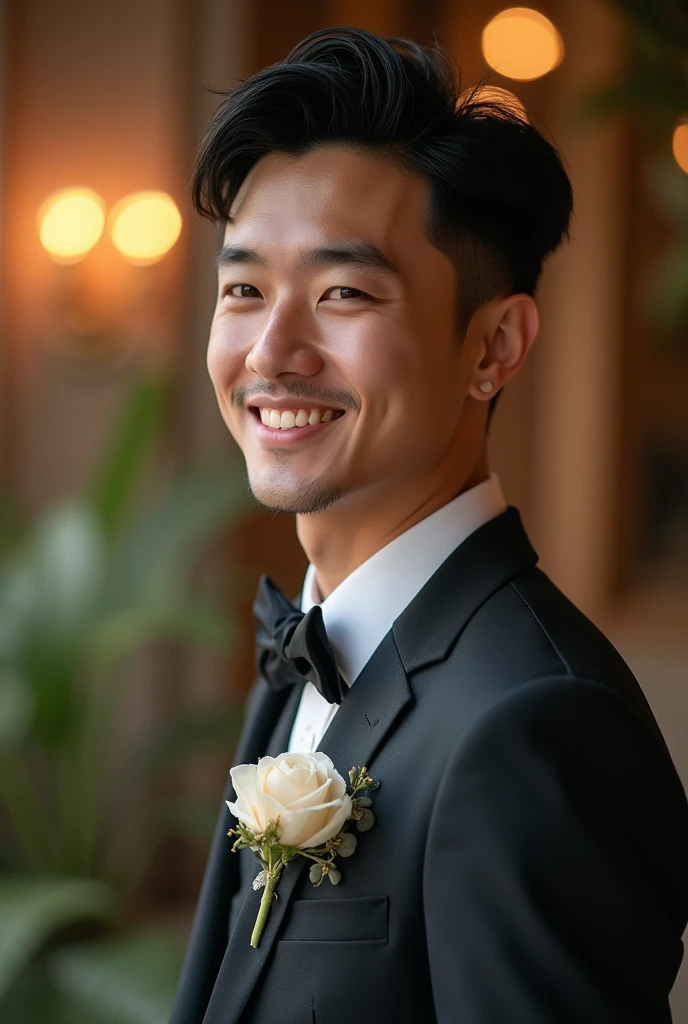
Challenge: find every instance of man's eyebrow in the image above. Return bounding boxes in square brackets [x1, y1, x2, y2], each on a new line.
[214, 241, 400, 277]
[296, 243, 400, 277]
[214, 244, 268, 269]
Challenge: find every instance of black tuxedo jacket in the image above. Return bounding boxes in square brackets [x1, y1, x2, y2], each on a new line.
[171, 507, 688, 1023]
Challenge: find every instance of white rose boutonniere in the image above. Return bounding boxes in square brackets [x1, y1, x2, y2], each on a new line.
[227, 751, 379, 948]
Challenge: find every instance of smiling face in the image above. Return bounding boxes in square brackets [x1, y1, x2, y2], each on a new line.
[207, 145, 487, 518]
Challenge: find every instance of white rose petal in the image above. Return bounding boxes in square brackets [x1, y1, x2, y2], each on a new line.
[227, 751, 352, 849]
[291, 795, 353, 848]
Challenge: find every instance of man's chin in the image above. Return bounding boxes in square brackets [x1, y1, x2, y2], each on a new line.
[246, 471, 343, 515]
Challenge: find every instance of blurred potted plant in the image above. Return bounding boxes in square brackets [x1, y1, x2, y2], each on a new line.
[0, 373, 247, 1022]
[581, 0, 688, 335]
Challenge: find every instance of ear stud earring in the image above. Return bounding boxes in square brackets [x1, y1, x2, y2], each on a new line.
[479, 381, 495, 394]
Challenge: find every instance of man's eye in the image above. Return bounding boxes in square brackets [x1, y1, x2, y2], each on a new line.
[326, 286, 368, 300]
[224, 284, 261, 298]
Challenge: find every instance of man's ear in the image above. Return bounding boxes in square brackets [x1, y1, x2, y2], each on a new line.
[467, 294, 540, 403]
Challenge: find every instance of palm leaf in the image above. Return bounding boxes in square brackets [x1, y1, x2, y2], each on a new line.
[90, 594, 236, 665]
[0, 877, 119, 1000]
[48, 928, 183, 1024]
[0, 672, 33, 750]
[90, 375, 171, 537]
[0, 504, 106, 748]
[103, 455, 247, 611]
[0, 963, 122, 1024]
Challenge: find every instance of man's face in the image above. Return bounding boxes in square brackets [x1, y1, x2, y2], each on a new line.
[207, 145, 480, 515]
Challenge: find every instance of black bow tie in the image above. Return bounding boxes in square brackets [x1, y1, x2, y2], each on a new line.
[253, 575, 346, 705]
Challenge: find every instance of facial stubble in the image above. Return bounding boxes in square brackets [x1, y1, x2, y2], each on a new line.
[243, 454, 343, 515]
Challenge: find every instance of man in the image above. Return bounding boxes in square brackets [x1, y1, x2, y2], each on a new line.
[172, 27, 688, 1024]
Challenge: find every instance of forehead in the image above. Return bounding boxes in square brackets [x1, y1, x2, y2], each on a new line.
[223, 145, 434, 258]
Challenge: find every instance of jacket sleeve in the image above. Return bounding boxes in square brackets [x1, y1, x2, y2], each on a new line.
[423, 675, 688, 1024]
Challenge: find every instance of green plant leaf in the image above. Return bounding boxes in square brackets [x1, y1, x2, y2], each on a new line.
[0, 672, 33, 749]
[103, 456, 247, 609]
[136, 706, 243, 774]
[0, 962, 128, 1024]
[90, 596, 236, 664]
[0, 877, 119, 1000]
[90, 374, 171, 538]
[48, 928, 183, 1024]
[0, 503, 106, 748]
[0, 963, 73, 1024]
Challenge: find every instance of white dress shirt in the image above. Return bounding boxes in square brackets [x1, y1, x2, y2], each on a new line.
[287, 473, 507, 753]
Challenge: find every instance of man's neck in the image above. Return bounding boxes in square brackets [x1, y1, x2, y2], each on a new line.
[296, 452, 490, 600]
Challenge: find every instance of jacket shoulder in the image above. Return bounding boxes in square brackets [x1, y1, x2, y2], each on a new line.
[447, 566, 662, 744]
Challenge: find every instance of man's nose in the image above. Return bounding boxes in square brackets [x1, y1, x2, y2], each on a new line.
[245, 302, 323, 381]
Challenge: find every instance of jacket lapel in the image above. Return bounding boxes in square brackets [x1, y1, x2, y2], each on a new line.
[317, 629, 411, 776]
[393, 506, 538, 672]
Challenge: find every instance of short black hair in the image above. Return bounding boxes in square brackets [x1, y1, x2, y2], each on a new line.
[191, 27, 573, 420]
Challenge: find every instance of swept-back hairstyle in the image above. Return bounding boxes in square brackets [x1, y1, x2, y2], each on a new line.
[191, 27, 573, 417]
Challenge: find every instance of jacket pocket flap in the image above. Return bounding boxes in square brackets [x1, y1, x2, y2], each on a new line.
[280, 894, 388, 943]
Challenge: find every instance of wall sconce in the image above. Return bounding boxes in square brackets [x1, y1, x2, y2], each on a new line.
[38, 188, 106, 263]
[109, 191, 182, 265]
[481, 8, 564, 82]
[37, 187, 182, 374]
[673, 121, 688, 175]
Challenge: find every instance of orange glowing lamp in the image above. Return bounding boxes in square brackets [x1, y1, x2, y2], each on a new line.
[672, 122, 688, 175]
[38, 188, 106, 263]
[481, 8, 564, 82]
[110, 191, 182, 265]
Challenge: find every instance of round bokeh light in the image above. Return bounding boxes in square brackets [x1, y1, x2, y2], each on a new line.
[38, 188, 106, 262]
[110, 191, 182, 265]
[482, 8, 564, 82]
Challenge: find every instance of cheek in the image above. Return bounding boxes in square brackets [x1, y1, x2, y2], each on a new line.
[342, 319, 452, 423]
[341, 320, 465, 471]
[206, 317, 250, 395]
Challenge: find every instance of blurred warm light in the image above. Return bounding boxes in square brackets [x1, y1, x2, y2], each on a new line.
[110, 191, 182, 265]
[459, 85, 528, 121]
[38, 188, 105, 262]
[481, 8, 564, 81]
[672, 121, 688, 175]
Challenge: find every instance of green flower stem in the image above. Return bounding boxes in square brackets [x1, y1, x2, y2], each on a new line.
[288, 849, 328, 864]
[250, 868, 280, 948]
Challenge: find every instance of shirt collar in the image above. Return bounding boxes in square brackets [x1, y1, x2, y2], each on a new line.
[299, 473, 507, 685]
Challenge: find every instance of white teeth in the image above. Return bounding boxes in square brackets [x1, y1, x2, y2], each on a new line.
[258, 407, 339, 428]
